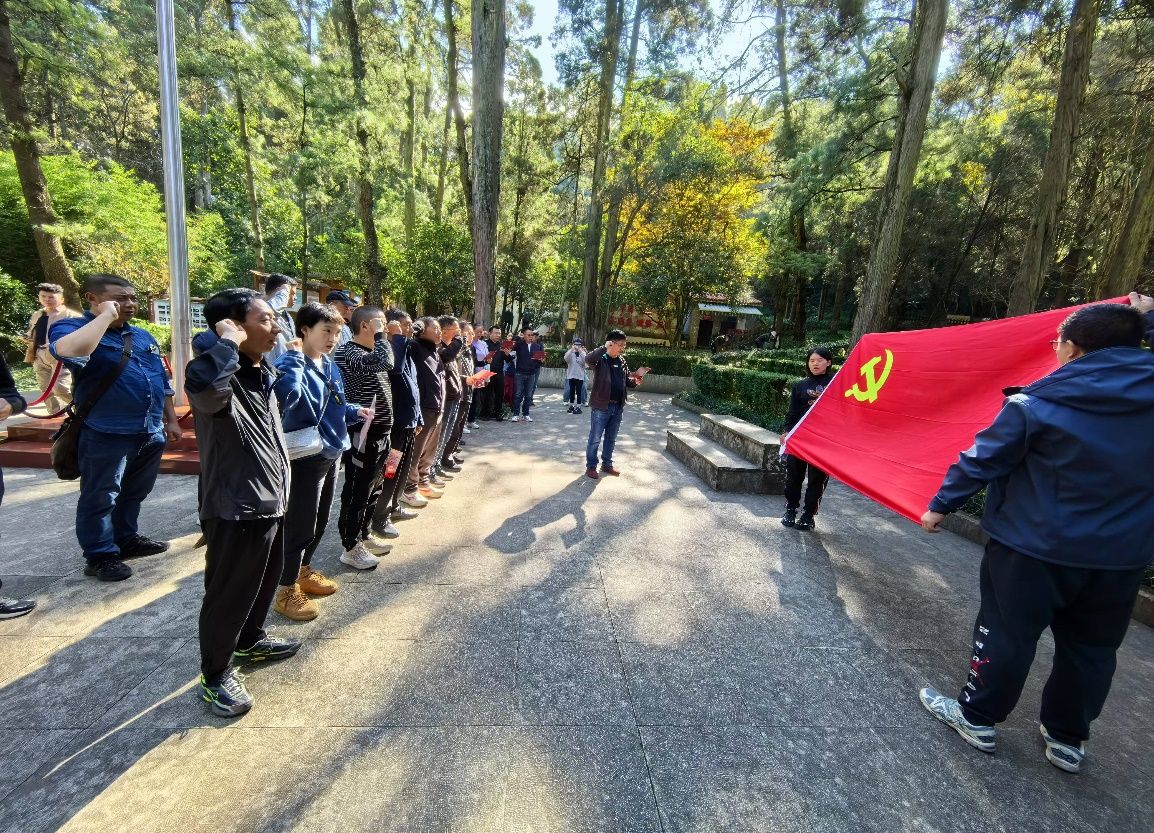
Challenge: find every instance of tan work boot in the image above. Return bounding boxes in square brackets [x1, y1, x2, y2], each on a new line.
[274, 584, 319, 622]
[298, 565, 338, 596]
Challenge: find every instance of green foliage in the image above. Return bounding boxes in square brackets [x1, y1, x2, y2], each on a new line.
[127, 319, 172, 354]
[188, 211, 238, 297]
[691, 362, 794, 424]
[542, 346, 702, 376]
[400, 222, 474, 313]
[0, 270, 38, 354]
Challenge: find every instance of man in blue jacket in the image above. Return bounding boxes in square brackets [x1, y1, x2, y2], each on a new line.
[918, 303, 1154, 774]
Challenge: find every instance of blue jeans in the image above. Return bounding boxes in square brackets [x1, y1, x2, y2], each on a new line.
[586, 404, 623, 470]
[76, 428, 166, 561]
[514, 372, 535, 416]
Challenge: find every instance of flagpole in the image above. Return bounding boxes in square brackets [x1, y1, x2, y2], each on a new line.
[156, 0, 191, 406]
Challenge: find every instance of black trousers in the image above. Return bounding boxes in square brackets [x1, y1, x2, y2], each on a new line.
[281, 454, 337, 585]
[566, 378, 582, 404]
[783, 454, 829, 514]
[484, 372, 504, 418]
[199, 516, 284, 679]
[338, 423, 389, 550]
[958, 540, 1144, 744]
[441, 398, 469, 463]
[373, 425, 417, 528]
[467, 392, 482, 423]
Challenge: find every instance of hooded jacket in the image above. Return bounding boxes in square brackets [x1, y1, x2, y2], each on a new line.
[187, 330, 289, 521]
[930, 347, 1154, 570]
[273, 350, 362, 459]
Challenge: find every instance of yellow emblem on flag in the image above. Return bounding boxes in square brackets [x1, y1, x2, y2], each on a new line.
[844, 349, 894, 404]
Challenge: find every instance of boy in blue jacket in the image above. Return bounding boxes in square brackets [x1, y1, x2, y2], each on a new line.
[918, 303, 1154, 773]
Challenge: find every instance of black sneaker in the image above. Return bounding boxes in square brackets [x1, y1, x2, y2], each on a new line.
[441, 461, 462, 473]
[794, 512, 816, 532]
[84, 558, 133, 582]
[0, 595, 36, 619]
[781, 508, 797, 528]
[574, 407, 582, 415]
[118, 535, 170, 560]
[200, 668, 253, 717]
[234, 635, 302, 663]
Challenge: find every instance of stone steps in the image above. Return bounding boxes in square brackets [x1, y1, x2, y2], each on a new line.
[666, 413, 785, 494]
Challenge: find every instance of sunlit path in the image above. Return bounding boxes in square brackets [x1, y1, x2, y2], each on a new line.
[1, 391, 1152, 832]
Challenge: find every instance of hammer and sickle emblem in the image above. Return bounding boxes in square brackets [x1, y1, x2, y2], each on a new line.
[844, 349, 894, 403]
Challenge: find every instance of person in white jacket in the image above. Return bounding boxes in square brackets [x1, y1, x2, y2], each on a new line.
[563, 339, 587, 414]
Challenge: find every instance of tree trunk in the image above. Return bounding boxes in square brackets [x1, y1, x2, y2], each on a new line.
[850, 0, 948, 345]
[596, 0, 643, 305]
[577, 0, 624, 342]
[1099, 136, 1154, 298]
[434, 97, 451, 223]
[225, 0, 266, 273]
[340, 0, 386, 303]
[444, 0, 474, 231]
[0, 0, 78, 304]
[470, 0, 506, 327]
[1006, 0, 1100, 315]
[403, 42, 418, 241]
[829, 249, 853, 333]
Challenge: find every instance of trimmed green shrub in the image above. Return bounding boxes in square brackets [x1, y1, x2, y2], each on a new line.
[543, 346, 702, 377]
[129, 319, 172, 353]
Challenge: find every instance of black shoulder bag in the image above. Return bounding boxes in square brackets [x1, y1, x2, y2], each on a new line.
[50, 332, 134, 481]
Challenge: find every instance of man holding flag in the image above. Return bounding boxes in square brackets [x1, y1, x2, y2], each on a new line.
[916, 302, 1154, 774]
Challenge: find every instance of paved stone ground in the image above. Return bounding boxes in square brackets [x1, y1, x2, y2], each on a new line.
[0, 390, 1152, 833]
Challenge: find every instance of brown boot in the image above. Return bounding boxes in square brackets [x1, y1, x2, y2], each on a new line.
[298, 565, 338, 596]
[274, 584, 319, 622]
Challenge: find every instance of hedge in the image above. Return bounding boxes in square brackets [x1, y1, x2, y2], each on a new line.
[691, 362, 794, 424]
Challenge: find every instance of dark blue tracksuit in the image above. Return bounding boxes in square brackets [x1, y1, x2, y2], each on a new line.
[930, 346, 1154, 744]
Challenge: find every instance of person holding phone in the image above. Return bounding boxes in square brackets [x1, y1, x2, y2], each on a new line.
[271, 302, 372, 622]
[186, 288, 302, 718]
[583, 329, 649, 479]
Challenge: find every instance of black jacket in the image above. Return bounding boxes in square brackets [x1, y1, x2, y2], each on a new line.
[439, 336, 465, 402]
[0, 354, 26, 419]
[783, 372, 834, 433]
[186, 333, 289, 521]
[410, 336, 447, 413]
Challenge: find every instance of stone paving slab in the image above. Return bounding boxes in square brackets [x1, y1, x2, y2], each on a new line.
[1, 391, 1152, 831]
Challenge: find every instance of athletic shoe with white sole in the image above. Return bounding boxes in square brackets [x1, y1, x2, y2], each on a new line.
[340, 541, 380, 570]
[364, 534, 393, 555]
[919, 687, 996, 752]
[400, 491, 428, 509]
[392, 505, 420, 520]
[1040, 724, 1085, 773]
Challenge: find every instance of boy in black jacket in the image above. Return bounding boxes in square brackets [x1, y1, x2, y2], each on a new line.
[186, 289, 301, 718]
[781, 347, 835, 531]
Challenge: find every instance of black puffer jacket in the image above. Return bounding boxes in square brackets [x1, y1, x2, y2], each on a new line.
[409, 336, 447, 414]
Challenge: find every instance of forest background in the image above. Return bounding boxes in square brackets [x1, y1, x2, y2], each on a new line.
[0, 0, 1152, 356]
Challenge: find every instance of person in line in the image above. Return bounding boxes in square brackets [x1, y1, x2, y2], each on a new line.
[24, 282, 79, 414]
[264, 273, 298, 362]
[325, 289, 359, 348]
[404, 317, 450, 501]
[272, 303, 372, 621]
[439, 322, 475, 470]
[49, 274, 181, 582]
[918, 303, 1154, 774]
[564, 339, 587, 414]
[481, 326, 508, 421]
[0, 353, 35, 619]
[511, 327, 544, 422]
[467, 323, 489, 428]
[371, 308, 424, 526]
[186, 288, 301, 718]
[432, 316, 465, 482]
[1130, 291, 1154, 343]
[780, 347, 836, 532]
[333, 306, 395, 569]
[584, 329, 648, 479]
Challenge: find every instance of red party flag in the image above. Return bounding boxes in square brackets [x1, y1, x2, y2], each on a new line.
[784, 298, 1129, 522]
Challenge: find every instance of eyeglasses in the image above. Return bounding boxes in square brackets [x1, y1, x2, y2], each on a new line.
[1050, 340, 1064, 350]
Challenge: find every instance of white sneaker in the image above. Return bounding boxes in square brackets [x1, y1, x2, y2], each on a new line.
[364, 534, 393, 555]
[400, 491, 428, 508]
[467, 422, 480, 429]
[511, 415, 520, 422]
[340, 542, 380, 571]
[523, 415, 533, 422]
[463, 426, 472, 434]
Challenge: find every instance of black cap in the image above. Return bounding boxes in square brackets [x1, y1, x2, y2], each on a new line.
[325, 289, 359, 306]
